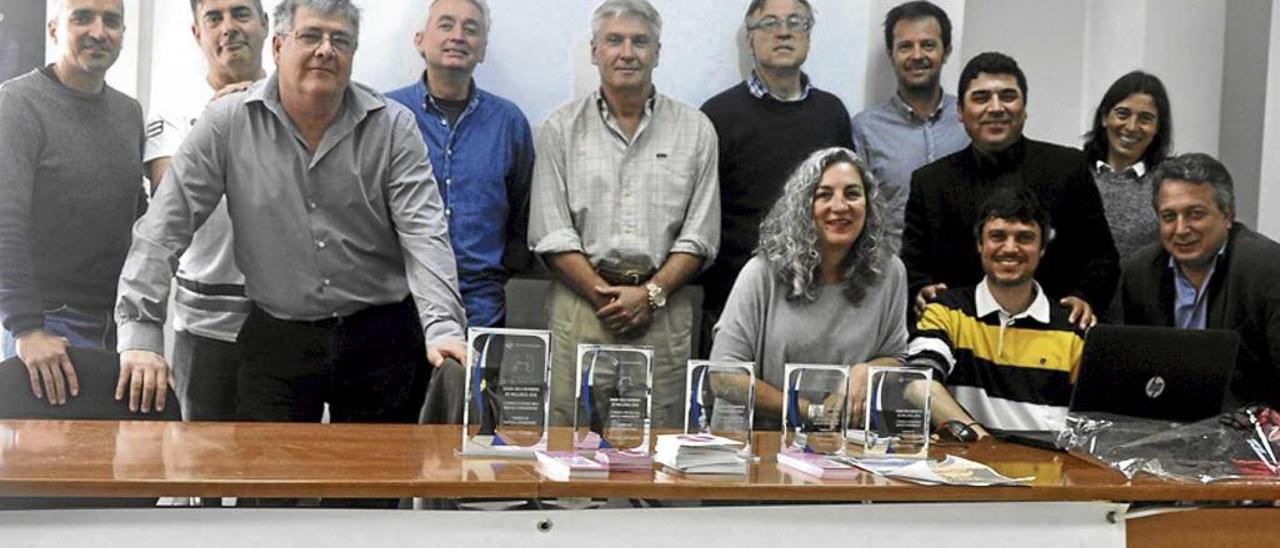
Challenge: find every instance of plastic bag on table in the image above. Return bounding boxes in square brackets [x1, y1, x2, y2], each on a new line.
[1060, 406, 1280, 484]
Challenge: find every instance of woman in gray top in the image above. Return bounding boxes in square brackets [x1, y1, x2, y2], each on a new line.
[1084, 71, 1173, 259]
[710, 147, 908, 429]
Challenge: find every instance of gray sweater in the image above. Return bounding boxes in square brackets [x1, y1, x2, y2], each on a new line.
[0, 66, 143, 335]
[710, 255, 910, 405]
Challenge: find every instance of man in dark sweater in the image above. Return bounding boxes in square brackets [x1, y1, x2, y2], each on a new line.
[0, 0, 144, 407]
[902, 52, 1119, 329]
[698, 0, 854, 351]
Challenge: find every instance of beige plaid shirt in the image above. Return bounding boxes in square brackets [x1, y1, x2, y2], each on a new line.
[529, 90, 720, 273]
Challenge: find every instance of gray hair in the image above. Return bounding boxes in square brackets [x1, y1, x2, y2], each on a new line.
[427, 0, 491, 34]
[591, 0, 662, 41]
[1147, 152, 1235, 214]
[756, 147, 889, 305]
[49, 0, 125, 24]
[273, 0, 361, 39]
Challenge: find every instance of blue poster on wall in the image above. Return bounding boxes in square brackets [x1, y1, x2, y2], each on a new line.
[0, 1, 45, 83]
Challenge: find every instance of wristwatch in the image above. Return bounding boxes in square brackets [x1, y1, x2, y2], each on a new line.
[645, 282, 667, 310]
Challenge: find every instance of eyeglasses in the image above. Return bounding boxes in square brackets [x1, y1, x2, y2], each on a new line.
[747, 15, 814, 34]
[284, 29, 357, 54]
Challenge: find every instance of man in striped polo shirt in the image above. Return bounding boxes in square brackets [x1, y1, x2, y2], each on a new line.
[906, 189, 1085, 435]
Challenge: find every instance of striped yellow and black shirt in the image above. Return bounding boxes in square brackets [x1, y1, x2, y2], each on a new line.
[907, 281, 1085, 431]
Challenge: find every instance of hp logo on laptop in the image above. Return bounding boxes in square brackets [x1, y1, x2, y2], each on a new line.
[1145, 376, 1167, 399]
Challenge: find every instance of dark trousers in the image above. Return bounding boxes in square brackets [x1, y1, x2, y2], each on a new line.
[235, 298, 428, 424]
[172, 330, 240, 421]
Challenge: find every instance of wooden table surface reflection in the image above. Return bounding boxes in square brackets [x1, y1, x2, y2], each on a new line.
[0, 421, 537, 498]
[0, 421, 1276, 502]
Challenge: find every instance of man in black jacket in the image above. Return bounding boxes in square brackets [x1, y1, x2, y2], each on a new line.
[902, 52, 1119, 328]
[1121, 153, 1280, 408]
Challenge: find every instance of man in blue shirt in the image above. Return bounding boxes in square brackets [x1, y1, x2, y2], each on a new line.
[1121, 153, 1280, 408]
[852, 1, 968, 253]
[388, 0, 534, 328]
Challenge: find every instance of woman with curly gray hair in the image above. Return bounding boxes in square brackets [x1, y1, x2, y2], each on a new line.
[710, 147, 908, 429]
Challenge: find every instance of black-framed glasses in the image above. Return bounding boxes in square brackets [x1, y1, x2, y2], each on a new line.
[747, 14, 814, 34]
[284, 29, 357, 54]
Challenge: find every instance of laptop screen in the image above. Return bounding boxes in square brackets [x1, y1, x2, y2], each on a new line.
[1068, 325, 1239, 422]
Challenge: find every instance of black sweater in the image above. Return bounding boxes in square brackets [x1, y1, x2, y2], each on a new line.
[698, 82, 854, 311]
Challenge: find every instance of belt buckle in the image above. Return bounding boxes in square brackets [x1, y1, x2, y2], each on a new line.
[621, 271, 644, 286]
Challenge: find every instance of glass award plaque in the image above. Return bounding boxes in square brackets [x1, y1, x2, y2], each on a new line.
[782, 364, 851, 455]
[460, 328, 552, 458]
[684, 360, 756, 455]
[862, 366, 932, 459]
[572, 344, 654, 454]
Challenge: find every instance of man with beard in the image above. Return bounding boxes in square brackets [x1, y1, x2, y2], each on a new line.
[852, 1, 967, 253]
[901, 52, 1119, 329]
[0, 0, 144, 409]
[698, 0, 853, 348]
[144, 0, 270, 421]
[906, 189, 1084, 435]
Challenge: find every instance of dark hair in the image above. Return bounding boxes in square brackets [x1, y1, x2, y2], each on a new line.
[190, 0, 266, 17]
[957, 52, 1027, 104]
[973, 188, 1052, 248]
[882, 1, 952, 52]
[1083, 70, 1173, 168]
[744, 0, 813, 19]
[1147, 153, 1235, 214]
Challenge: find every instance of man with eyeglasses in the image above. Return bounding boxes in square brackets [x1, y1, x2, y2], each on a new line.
[0, 0, 144, 409]
[697, 0, 853, 352]
[116, 0, 467, 423]
[141, 0, 269, 422]
[852, 1, 968, 254]
[529, 0, 719, 429]
[387, 0, 534, 331]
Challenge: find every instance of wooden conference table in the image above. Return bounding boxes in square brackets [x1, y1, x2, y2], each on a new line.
[0, 421, 1276, 546]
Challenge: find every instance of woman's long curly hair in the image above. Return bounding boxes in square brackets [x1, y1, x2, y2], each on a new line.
[754, 147, 888, 305]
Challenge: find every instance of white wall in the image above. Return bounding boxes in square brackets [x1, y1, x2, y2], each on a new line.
[1143, 0, 1227, 158]
[1080, 0, 1147, 136]
[1262, 0, 1280, 239]
[149, 0, 870, 128]
[960, 0, 1089, 148]
[1218, 0, 1272, 230]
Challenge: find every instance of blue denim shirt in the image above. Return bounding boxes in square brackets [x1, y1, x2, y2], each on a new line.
[387, 77, 535, 328]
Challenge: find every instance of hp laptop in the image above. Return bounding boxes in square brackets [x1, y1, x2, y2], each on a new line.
[993, 324, 1239, 450]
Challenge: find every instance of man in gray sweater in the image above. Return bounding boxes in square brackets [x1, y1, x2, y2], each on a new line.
[0, 0, 144, 408]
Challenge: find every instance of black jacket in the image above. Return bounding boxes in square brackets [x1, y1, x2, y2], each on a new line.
[1121, 223, 1280, 408]
[902, 138, 1120, 313]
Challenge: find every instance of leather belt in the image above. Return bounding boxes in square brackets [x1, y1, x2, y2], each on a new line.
[596, 268, 656, 286]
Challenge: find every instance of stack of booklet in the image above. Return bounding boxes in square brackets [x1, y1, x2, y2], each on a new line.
[776, 450, 861, 479]
[654, 434, 750, 475]
[593, 449, 652, 473]
[534, 451, 608, 481]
